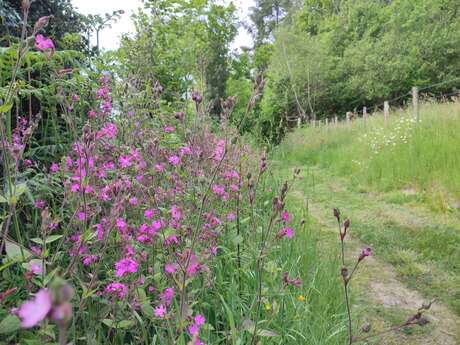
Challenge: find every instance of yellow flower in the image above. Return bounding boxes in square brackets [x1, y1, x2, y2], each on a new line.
[264, 302, 271, 311]
[297, 295, 305, 302]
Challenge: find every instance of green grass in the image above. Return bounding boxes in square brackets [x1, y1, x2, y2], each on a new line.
[270, 104, 460, 329]
[277, 101, 460, 211]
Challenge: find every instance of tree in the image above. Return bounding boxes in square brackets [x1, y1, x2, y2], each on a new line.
[82, 10, 124, 54]
[249, 0, 297, 45]
[118, 0, 237, 117]
[203, 3, 237, 117]
[0, 0, 86, 49]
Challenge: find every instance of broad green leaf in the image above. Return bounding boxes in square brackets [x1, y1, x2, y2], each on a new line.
[5, 240, 32, 260]
[0, 314, 20, 334]
[102, 319, 134, 329]
[0, 195, 7, 203]
[141, 302, 154, 318]
[31, 235, 63, 245]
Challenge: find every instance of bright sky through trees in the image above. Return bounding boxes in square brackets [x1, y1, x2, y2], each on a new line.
[72, 0, 254, 51]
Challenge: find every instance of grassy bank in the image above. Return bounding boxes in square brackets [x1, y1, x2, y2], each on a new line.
[277, 101, 460, 212]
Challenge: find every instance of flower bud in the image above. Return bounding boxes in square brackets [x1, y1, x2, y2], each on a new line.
[358, 247, 372, 262]
[21, 0, 30, 14]
[333, 208, 340, 221]
[33, 16, 52, 34]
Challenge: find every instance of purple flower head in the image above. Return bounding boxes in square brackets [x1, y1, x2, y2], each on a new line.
[281, 210, 290, 223]
[35, 199, 46, 210]
[35, 34, 54, 52]
[114, 258, 138, 277]
[160, 287, 174, 306]
[154, 304, 167, 318]
[168, 155, 180, 166]
[49, 162, 59, 174]
[105, 282, 128, 299]
[18, 289, 52, 328]
[277, 227, 294, 240]
[358, 247, 372, 262]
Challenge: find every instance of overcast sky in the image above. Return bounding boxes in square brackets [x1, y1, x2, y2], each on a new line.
[72, 0, 255, 51]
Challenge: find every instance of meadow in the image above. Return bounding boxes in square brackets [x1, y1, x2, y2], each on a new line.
[274, 101, 460, 342]
[2, 0, 460, 344]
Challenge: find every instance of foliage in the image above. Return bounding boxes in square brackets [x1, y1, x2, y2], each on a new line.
[1, 0, 87, 50]
[118, 0, 237, 115]
[276, 101, 460, 211]
[257, 0, 460, 142]
[0, 8, 345, 345]
[249, 0, 297, 45]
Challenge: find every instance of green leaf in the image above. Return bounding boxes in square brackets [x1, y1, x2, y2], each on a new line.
[0, 314, 20, 334]
[219, 295, 237, 345]
[141, 302, 154, 318]
[5, 240, 32, 260]
[257, 329, 279, 337]
[0, 103, 12, 113]
[30, 235, 63, 245]
[102, 319, 134, 329]
[0, 195, 7, 203]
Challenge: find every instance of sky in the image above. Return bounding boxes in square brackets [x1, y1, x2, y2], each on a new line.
[72, 0, 255, 51]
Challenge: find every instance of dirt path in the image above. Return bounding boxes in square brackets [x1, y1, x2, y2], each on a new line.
[285, 168, 460, 345]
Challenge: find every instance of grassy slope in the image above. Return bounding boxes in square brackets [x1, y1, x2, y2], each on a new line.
[279, 101, 460, 210]
[271, 101, 460, 343]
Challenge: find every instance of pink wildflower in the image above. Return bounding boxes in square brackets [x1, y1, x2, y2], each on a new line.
[30, 262, 42, 275]
[171, 205, 182, 221]
[50, 162, 59, 174]
[160, 288, 174, 306]
[105, 283, 128, 299]
[114, 258, 138, 277]
[70, 184, 80, 193]
[163, 235, 179, 247]
[188, 323, 199, 336]
[164, 126, 175, 133]
[18, 289, 52, 328]
[144, 209, 155, 219]
[194, 314, 205, 326]
[358, 247, 372, 262]
[164, 263, 178, 274]
[180, 146, 192, 156]
[119, 155, 132, 168]
[155, 164, 164, 172]
[116, 218, 127, 233]
[87, 110, 96, 119]
[281, 210, 290, 223]
[154, 304, 167, 318]
[35, 200, 46, 209]
[168, 155, 180, 166]
[151, 220, 162, 234]
[35, 34, 54, 52]
[214, 140, 226, 161]
[277, 227, 294, 240]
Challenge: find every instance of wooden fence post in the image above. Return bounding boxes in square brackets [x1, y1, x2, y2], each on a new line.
[363, 106, 368, 121]
[346, 112, 351, 123]
[335, 116, 338, 125]
[412, 86, 419, 122]
[297, 117, 301, 128]
[384, 101, 389, 125]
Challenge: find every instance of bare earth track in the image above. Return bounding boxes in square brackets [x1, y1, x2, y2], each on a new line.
[284, 167, 460, 345]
